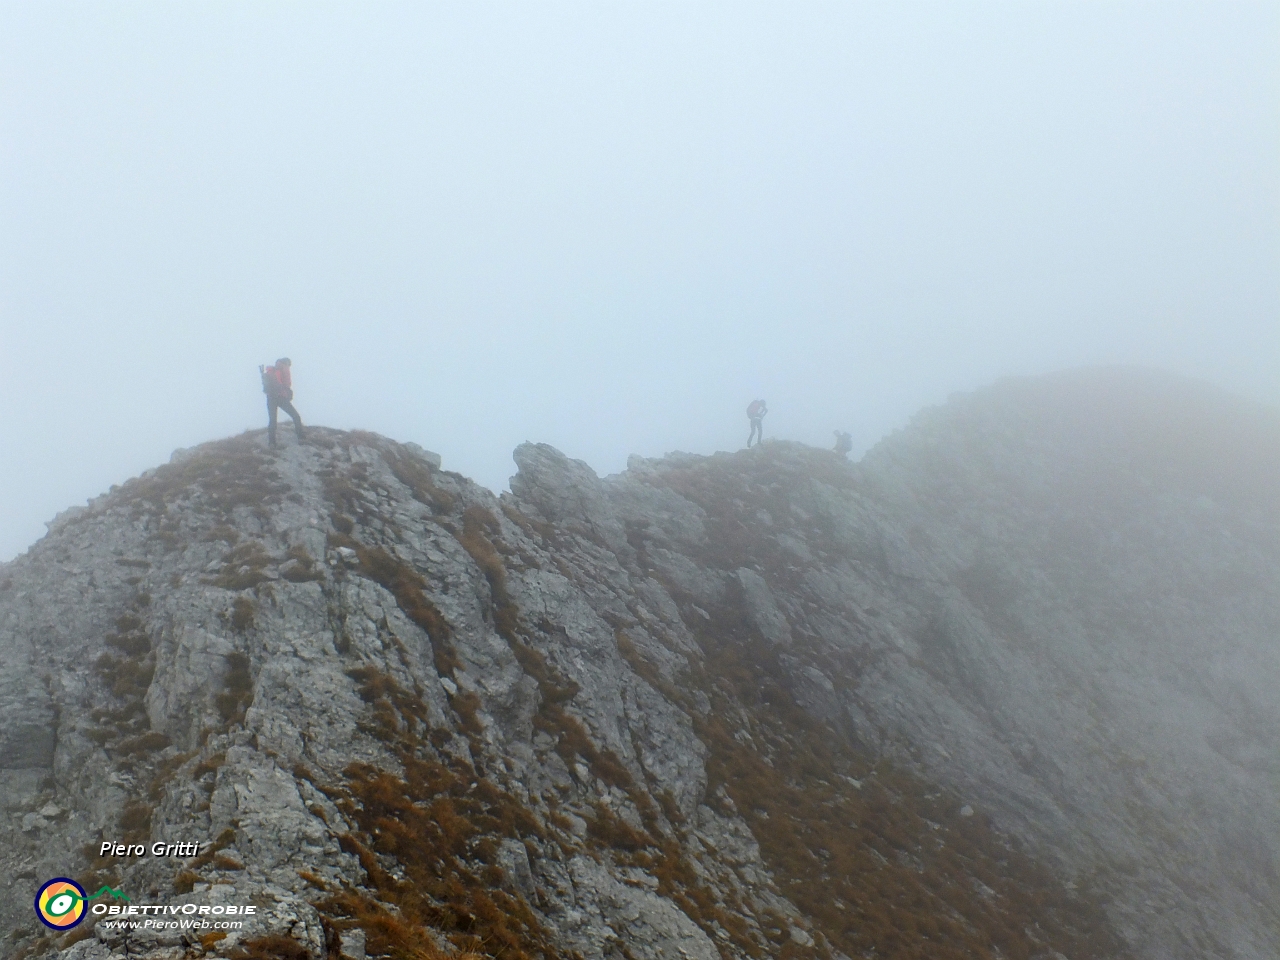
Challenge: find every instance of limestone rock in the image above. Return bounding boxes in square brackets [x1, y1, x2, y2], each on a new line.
[510, 442, 630, 556]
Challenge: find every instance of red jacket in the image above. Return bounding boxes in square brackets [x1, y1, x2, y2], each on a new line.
[265, 365, 293, 400]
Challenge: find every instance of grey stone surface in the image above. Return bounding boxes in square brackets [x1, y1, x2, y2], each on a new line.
[510, 441, 631, 557]
[735, 567, 792, 646]
[0, 668, 57, 769]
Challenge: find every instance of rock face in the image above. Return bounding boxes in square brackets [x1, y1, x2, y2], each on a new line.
[1, 369, 1277, 960]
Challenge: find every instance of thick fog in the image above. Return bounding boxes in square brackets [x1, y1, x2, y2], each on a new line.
[1, 3, 1276, 561]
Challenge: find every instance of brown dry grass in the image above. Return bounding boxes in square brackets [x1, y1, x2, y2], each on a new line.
[230, 596, 256, 631]
[117, 437, 288, 522]
[313, 666, 563, 960]
[56, 925, 96, 950]
[119, 800, 152, 846]
[117, 731, 171, 756]
[281, 544, 325, 582]
[193, 751, 226, 779]
[173, 869, 201, 894]
[209, 539, 276, 591]
[381, 445, 457, 513]
[455, 505, 520, 640]
[216, 652, 254, 725]
[188, 828, 239, 873]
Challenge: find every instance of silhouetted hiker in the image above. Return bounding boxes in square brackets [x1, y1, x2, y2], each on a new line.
[746, 399, 767, 447]
[834, 431, 853, 457]
[260, 358, 304, 447]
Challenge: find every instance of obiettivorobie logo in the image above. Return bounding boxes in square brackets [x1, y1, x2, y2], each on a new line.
[35, 878, 130, 931]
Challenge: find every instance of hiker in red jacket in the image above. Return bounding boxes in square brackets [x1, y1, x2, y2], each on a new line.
[746, 399, 767, 448]
[261, 358, 305, 447]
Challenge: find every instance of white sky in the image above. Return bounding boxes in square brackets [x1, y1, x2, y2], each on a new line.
[1, 2, 1277, 561]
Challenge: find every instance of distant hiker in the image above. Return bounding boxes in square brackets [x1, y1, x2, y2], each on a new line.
[834, 431, 853, 457]
[746, 399, 767, 448]
[260, 358, 304, 447]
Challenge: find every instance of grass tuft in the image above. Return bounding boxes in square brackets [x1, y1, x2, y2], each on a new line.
[228, 934, 310, 960]
[215, 652, 254, 726]
[117, 437, 289, 522]
[382, 446, 457, 513]
[119, 801, 152, 845]
[117, 731, 171, 756]
[455, 505, 519, 640]
[281, 544, 325, 582]
[173, 870, 200, 894]
[230, 597, 256, 632]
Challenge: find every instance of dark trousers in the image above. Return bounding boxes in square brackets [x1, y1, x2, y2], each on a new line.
[747, 417, 763, 447]
[268, 396, 304, 445]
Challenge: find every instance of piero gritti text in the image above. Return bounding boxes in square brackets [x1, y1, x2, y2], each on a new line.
[100, 841, 203, 858]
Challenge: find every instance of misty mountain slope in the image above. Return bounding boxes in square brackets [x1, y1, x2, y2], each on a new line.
[852, 369, 1280, 954]
[0, 370, 1275, 960]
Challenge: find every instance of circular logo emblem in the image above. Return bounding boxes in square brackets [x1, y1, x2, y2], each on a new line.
[35, 878, 88, 930]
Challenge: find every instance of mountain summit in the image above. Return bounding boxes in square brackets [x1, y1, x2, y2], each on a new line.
[2, 369, 1277, 960]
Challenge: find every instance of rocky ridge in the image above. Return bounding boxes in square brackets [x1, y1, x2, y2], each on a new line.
[1, 369, 1277, 960]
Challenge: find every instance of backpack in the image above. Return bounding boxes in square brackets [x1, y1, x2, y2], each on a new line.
[261, 365, 285, 399]
[747, 400, 765, 418]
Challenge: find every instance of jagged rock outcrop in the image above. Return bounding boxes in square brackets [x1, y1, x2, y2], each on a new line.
[1, 369, 1277, 960]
